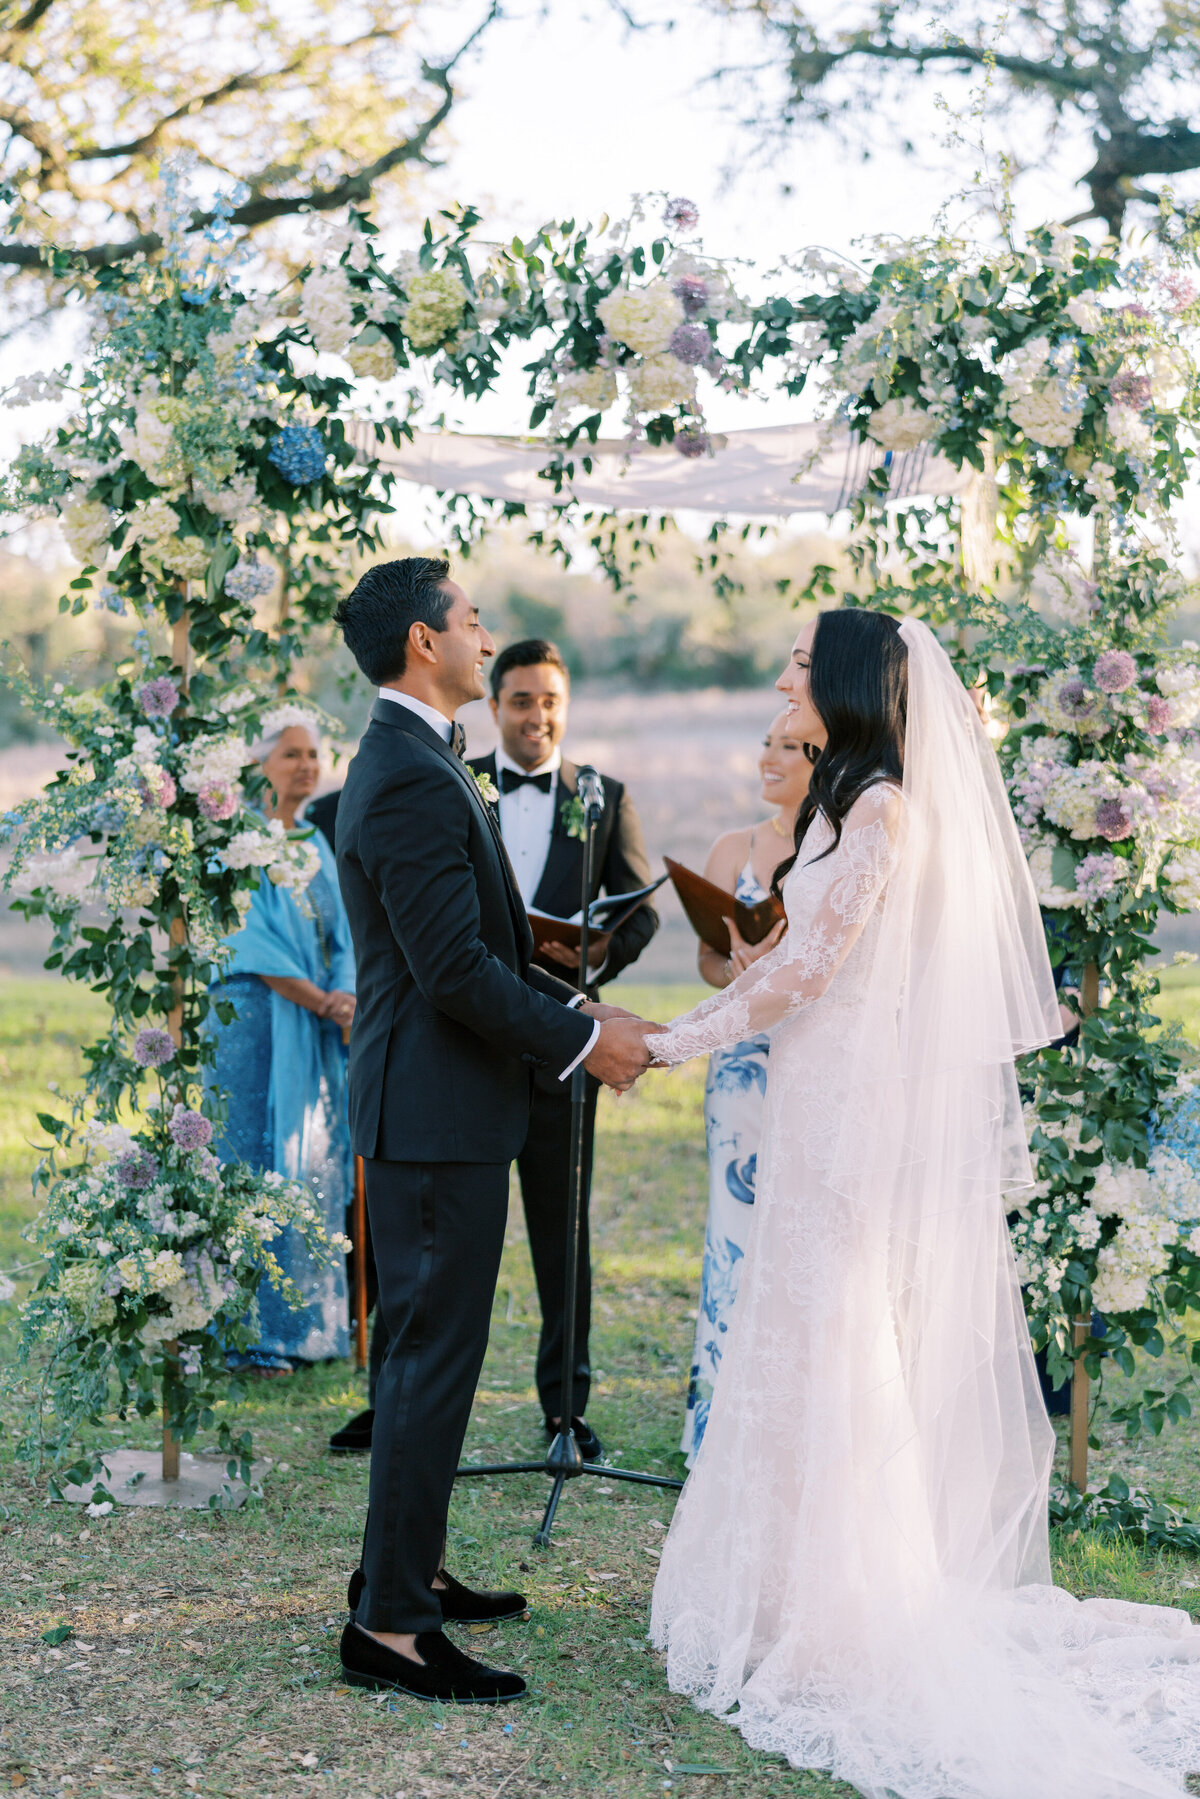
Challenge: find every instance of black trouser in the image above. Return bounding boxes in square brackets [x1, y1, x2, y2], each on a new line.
[357, 1157, 509, 1635]
[364, 1079, 599, 1426]
[517, 1074, 599, 1423]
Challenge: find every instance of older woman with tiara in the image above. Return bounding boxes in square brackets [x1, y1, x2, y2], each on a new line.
[681, 708, 813, 1462]
[209, 705, 356, 1374]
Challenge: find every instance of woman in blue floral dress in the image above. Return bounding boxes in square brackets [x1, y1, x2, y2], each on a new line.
[209, 715, 356, 1374]
[681, 710, 814, 1462]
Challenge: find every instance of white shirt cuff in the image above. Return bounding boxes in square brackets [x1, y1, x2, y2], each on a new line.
[559, 1015, 600, 1082]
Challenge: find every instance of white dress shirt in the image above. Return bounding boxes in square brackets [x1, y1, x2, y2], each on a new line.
[377, 691, 596, 1079]
[494, 744, 560, 905]
[376, 685, 454, 742]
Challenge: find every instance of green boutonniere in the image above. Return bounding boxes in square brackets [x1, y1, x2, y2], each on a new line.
[473, 769, 500, 806]
[560, 793, 587, 841]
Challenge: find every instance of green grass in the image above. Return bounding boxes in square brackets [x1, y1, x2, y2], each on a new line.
[3, 974, 1200, 1798]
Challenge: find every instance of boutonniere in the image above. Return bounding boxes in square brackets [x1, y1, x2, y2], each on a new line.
[560, 793, 587, 841]
[473, 769, 500, 806]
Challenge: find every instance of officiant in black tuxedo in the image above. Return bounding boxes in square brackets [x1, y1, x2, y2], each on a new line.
[331, 558, 658, 1704]
[468, 638, 658, 1460]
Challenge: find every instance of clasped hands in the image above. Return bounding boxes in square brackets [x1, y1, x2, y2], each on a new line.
[578, 1000, 667, 1092]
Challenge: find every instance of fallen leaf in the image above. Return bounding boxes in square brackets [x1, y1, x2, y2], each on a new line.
[468, 1624, 492, 1636]
[41, 1625, 71, 1646]
[11, 1773, 26, 1788]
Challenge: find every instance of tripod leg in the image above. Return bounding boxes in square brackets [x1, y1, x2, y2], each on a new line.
[534, 1473, 567, 1547]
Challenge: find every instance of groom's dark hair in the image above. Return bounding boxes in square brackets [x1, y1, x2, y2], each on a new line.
[334, 557, 454, 684]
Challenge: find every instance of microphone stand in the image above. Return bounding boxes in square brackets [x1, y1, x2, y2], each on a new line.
[455, 766, 683, 1545]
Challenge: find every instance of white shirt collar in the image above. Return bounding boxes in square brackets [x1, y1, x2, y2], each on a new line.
[494, 743, 562, 780]
[377, 687, 454, 745]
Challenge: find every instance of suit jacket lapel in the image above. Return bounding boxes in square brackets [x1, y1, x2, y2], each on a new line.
[371, 703, 532, 955]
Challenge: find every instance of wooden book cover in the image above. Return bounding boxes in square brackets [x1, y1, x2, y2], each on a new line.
[663, 856, 785, 957]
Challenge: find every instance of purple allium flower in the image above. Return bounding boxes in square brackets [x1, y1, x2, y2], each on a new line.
[198, 783, 238, 822]
[1148, 694, 1173, 732]
[169, 1105, 213, 1150]
[664, 196, 699, 232]
[675, 426, 713, 459]
[1056, 678, 1093, 717]
[195, 1148, 220, 1182]
[1094, 799, 1134, 842]
[668, 323, 712, 366]
[1093, 649, 1139, 694]
[137, 676, 180, 719]
[1117, 301, 1151, 323]
[116, 1149, 157, 1190]
[133, 1027, 175, 1069]
[1109, 371, 1152, 411]
[672, 275, 708, 317]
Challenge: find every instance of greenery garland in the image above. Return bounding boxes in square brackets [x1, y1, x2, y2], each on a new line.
[5, 178, 1200, 1501]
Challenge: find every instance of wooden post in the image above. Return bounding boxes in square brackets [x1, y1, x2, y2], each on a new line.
[1068, 959, 1101, 1491]
[161, 599, 191, 1482]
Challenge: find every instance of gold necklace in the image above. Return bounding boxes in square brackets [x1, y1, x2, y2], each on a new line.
[769, 812, 793, 840]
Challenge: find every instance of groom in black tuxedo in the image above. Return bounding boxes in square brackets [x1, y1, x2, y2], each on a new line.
[332, 558, 657, 1704]
[469, 639, 658, 1459]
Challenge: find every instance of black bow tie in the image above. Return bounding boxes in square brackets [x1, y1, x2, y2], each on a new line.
[500, 766, 553, 795]
[450, 721, 467, 760]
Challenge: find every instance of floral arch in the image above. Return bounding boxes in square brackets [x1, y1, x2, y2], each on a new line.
[4, 178, 1200, 1519]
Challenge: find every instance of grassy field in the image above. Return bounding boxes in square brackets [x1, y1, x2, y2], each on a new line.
[4, 974, 1200, 1799]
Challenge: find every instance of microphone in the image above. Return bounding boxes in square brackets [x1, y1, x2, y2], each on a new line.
[576, 765, 605, 822]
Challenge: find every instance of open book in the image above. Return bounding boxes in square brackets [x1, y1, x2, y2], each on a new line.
[664, 856, 786, 957]
[527, 874, 669, 953]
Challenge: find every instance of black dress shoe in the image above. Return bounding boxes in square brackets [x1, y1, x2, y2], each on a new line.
[329, 1407, 374, 1454]
[339, 1622, 526, 1704]
[347, 1564, 527, 1624]
[544, 1414, 603, 1463]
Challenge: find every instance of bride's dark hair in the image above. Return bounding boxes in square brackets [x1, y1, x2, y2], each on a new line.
[773, 608, 907, 894]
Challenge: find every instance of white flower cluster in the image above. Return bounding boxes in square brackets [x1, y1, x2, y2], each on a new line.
[345, 328, 398, 382]
[1164, 847, 1200, 911]
[125, 497, 209, 581]
[300, 267, 356, 356]
[178, 733, 252, 796]
[1157, 661, 1200, 729]
[9, 844, 102, 907]
[628, 354, 696, 412]
[223, 816, 321, 897]
[59, 495, 114, 567]
[598, 282, 683, 355]
[1000, 337, 1085, 449]
[549, 366, 618, 424]
[1026, 837, 1082, 909]
[865, 396, 938, 453]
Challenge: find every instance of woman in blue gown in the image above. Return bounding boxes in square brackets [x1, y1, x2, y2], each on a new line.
[681, 711, 813, 1462]
[209, 713, 356, 1373]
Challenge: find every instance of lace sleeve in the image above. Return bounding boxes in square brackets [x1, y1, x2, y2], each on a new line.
[652, 786, 902, 1065]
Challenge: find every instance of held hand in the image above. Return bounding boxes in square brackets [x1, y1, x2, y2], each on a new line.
[323, 990, 357, 1029]
[541, 940, 607, 970]
[578, 1000, 638, 1022]
[583, 1016, 667, 1092]
[724, 916, 785, 980]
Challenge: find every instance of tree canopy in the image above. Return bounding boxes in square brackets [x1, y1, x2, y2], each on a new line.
[702, 0, 1200, 238]
[0, 0, 498, 300]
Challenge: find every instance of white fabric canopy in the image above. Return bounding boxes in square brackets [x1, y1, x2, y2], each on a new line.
[350, 419, 972, 517]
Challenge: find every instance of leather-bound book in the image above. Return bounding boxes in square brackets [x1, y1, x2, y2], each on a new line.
[528, 873, 669, 953]
[664, 856, 786, 957]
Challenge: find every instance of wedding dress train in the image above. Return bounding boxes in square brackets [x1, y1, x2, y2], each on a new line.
[648, 620, 1200, 1799]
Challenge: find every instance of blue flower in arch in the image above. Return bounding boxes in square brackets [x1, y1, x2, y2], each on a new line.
[268, 425, 327, 485]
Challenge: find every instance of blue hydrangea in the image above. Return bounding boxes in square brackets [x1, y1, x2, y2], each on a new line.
[267, 425, 327, 485]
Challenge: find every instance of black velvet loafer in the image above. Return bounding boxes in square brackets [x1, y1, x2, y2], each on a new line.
[339, 1622, 526, 1703]
[328, 1407, 374, 1454]
[544, 1414, 603, 1463]
[347, 1564, 527, 1624]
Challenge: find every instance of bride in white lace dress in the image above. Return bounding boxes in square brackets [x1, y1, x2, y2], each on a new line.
[648, 610, 1200, 1799]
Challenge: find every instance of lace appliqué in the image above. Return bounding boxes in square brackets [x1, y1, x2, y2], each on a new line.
[654, 787, 900, 1066]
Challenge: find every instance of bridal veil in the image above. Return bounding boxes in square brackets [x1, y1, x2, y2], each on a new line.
[651, 617, 1200, 1799]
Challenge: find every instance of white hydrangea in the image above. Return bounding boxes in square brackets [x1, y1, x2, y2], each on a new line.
[627, 353, 696, 413]
[299, 266, 356, 356]
[120, 403, 180, 487]
[1147, 346, 1190, 411]
[1044, 226, 1078, 274]
[195, 471, 260, 529]
[345, 328, 398, 382]
[1041, 762, 1125, 840]
[1156, 662, 1200, 729]
[1163, 847, 1200, 911]
[550, 366, 618, 420]
[1107, 403, 1154, 459]
[267, 835, 322, 897]
[140, 1273, 219, 1345]
[59, 495, 113, 567]
[125, 497, 210, 581]
[178, 733, 252, 795]
[1092, 1209, 1176, 1315]
[10, 844, 102, 905]
[1026, 838, 1082, 909]
[223, 817, 291, 870]
[598, 283, 684, 355]
[1008, 379, 1086, 448]
[1065, 295, 1104, 333]
[865, 396, 938, 452]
